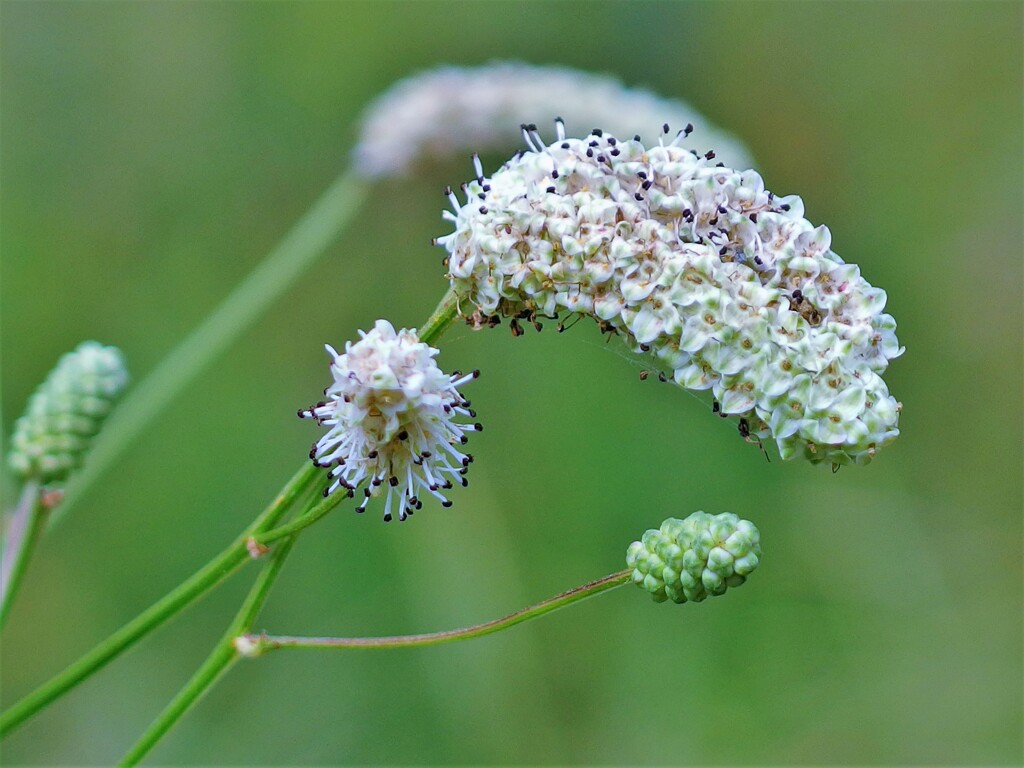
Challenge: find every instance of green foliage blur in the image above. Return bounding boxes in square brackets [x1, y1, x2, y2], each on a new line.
[1, 2, 1020, 764]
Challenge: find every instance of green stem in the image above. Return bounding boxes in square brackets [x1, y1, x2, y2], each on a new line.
[119, 531, 301, 766]
[417, 287, 460, 346]
[115, 290, 465, 763]
[0, 463, 319, 739]
[254, 492, 337, 546]
[0, 481, 46, 629]
[83, 286, 460, 765]
[52, 171, 370, 529]
[241, 570, 632, 653]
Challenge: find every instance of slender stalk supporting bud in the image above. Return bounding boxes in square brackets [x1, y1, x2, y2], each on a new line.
[235, 570, 632, 656]
[253, 489, 345, 546]
[0, 481, 45, 628]
[236, 513, 763, 656]
[3, 342, 128, 627]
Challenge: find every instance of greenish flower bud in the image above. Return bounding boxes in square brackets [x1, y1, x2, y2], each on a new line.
[7, 341, 128, 484]
[626, 511, 761, 604]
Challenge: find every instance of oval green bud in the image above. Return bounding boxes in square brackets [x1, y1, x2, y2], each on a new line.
[7, 341, 129, 484]
[625, 511, 762, 604]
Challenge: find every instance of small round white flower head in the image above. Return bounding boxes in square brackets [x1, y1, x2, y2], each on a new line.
[436, 122, 904, 467]
[353, 61, 753, 179]
[7, 341, 129, 485]
[626, 511, 761, 604]
[300, 320, 481, 522]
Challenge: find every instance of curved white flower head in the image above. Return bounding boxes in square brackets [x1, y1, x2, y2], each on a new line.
[301, 320, 481, 521]
[353, 61, 753, 179]
[435, 123, 904, 467]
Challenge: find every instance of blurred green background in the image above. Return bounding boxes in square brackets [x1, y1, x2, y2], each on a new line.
[2, 1, 1021, 765]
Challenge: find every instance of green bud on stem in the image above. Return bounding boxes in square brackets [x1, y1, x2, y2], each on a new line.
[626, 511, 761, 604]
[7, 341, 129, 485]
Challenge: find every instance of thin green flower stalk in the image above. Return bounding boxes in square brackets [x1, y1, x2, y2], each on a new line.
[119, 523, 301, 767]
[0, 463, 322, 738]
[2, 341, 128, 626]
[52, 171, 370, 528]
[237, 571, 632, 655]
[0, 481, 44, 629]
[115, 298, 468, 763]
[0, 291, 463, 741]
[233, 510, 762, 657]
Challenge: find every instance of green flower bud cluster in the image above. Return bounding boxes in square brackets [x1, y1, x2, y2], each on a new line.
[7, 341, 129, 484]
[626, 511, 761, 603]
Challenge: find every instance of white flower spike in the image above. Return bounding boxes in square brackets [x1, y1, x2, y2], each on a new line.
[354, 62, 753, 179]
[300, 320, 481, 522]
[436, 123, 904, 467]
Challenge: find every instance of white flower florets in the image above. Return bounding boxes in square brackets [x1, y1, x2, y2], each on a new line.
[300, 320, 481, 521]
[435, 123, 903, 467]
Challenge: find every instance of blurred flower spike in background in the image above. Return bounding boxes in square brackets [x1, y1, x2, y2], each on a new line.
[354, 61, 754, 178]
